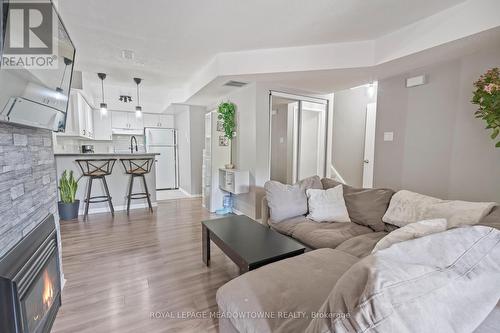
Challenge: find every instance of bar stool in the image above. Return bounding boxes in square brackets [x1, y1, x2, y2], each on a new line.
[76, 158, 117, 220]
[120, 158, 154, 214]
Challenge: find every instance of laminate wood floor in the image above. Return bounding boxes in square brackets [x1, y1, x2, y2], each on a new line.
[52, 198, 239, 333]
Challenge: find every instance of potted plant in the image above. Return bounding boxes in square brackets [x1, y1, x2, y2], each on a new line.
[218, 101, 236, 169]
[58, 170, 80, 220]
[472, 67, 500, 148]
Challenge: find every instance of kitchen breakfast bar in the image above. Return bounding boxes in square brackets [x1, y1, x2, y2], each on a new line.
[54, 153, 159, 216]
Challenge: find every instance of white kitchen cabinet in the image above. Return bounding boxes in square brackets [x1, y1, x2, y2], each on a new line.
[93, 109, 112, 141]
[57, 90, 94, 139]
[84, 102, 94, 139]
[143, 113, 159, 127]
[111, 111, 143, 130]
[111, 111, 129, 129]
[143, 113, 174, 128]
[129, 113, 143, 130]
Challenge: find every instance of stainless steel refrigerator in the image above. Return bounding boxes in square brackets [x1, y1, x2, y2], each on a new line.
[145, 128, 178, 190]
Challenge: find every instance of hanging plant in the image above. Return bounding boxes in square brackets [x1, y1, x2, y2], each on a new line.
[472, 67, 500, 148]
[217, 101, 236, 140]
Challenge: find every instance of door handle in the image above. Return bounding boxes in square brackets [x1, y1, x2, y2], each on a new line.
[364, 159, 370, 164]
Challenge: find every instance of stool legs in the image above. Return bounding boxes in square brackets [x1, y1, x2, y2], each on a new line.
[126, 174, 153, 215]
[102, 176, 114, 216]
[127, 175, 134, 214]
[141, 175, 153, 213]
[83, 176, 114, 221]
[84, 177, 93, 220]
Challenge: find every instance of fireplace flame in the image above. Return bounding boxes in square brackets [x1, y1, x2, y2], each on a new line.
[42, 270, 54, 308]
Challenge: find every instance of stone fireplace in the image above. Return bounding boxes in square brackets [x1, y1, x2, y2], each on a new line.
[0, 122, 62, 332]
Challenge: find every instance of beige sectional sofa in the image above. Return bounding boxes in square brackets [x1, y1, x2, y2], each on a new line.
[217, 177, 500, 332]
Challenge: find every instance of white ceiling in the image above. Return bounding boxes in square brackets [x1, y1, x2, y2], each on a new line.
[57, 0, 467, 110]
[186, 26, 500, 106]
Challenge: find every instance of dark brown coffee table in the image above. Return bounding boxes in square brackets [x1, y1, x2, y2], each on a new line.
[202, 215, 306, 274]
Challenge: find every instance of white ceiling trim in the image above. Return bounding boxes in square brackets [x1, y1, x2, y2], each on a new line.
[179, 0, 500, 105]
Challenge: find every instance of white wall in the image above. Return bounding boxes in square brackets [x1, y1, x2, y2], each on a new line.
[176, 108, 192, 193]
[188, 106, 206, 195]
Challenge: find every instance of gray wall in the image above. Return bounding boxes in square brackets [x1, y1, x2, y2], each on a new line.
[374, 47, 500, 203]
[332, 86, 377, 187]
[0, 123, 62, 283]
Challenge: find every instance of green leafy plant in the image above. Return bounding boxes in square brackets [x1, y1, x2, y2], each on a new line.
[59, 170, 78, 204]
[217, 101, 236, 140]
[472, 67, 500, 147]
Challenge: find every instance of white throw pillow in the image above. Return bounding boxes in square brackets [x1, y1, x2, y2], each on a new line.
[382, 190, 441, 227]
[372, 218, 448, 253]
[265, 176, 323, 222]
[306, 185, 351, 223]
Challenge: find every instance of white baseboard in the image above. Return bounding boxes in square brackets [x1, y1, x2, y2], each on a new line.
[79, 202, 158, 215]
[179, 188, 202, 198]
[232, 208, 244, 216]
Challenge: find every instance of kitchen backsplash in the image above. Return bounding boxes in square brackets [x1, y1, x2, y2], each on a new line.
[54, 134, 145, 153]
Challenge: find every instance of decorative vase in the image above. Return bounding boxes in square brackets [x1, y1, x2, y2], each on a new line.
[58, 200, 80, 220]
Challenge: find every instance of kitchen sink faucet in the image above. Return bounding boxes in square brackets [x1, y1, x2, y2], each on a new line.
[130, 136, 138, 153]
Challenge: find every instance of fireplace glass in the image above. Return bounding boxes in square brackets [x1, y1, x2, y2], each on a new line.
[22, 255, 60, 333]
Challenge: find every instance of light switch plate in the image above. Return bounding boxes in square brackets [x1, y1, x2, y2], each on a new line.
[384, 132, 394, 142]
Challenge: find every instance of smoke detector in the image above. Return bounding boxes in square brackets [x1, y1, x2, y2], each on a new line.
[121, 49, 135, 60]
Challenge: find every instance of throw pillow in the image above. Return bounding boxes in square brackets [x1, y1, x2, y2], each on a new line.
[306, 185, 351, 223]
[422, 200, 496, 228]
[343, 187, 395, 232]
[265, 176, 322, 222]
[382, 190, 441, 227]
[372, 218, 447, 253]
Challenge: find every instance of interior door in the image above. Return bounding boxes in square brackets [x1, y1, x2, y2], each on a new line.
[150, 146, 177, 189]
[362, 103, 377, 188]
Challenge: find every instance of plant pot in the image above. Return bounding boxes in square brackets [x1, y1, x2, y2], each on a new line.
[58, 200, 80, 221]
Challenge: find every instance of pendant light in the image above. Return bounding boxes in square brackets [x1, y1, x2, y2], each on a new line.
[134, 77, 143, 117]
[98, 73, 108, 114]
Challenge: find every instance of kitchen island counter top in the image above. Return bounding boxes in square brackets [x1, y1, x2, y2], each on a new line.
[54, 153, 160, 157]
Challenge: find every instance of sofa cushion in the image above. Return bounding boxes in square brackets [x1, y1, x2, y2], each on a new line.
[372, 218, 448, 253]
[216, 248, 359, 333]
[270, 216, 373, 249]
[264, 176, 322, 222]
[321, 177, 343, 190]
[343, 187, 395, 232]
[479, 206, 500, 230]
[306, 186, 351, 223]
[336, 232, 388, 258]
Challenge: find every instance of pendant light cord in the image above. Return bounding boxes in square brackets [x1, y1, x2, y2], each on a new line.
[101, 78, 105, 103]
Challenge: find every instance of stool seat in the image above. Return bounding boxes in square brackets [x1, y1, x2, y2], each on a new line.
[76, 158, 117, 220]
[120, 158, 154, 214]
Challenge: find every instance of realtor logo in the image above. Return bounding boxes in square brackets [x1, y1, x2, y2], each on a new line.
[2, 1, 58, 69]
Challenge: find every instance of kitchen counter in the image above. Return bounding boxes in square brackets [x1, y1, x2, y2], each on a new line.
[54, 152, 160, 156]
[54, 153, 158, 216]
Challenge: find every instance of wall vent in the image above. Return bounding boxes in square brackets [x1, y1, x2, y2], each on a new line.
[223, 80, 248, 88]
